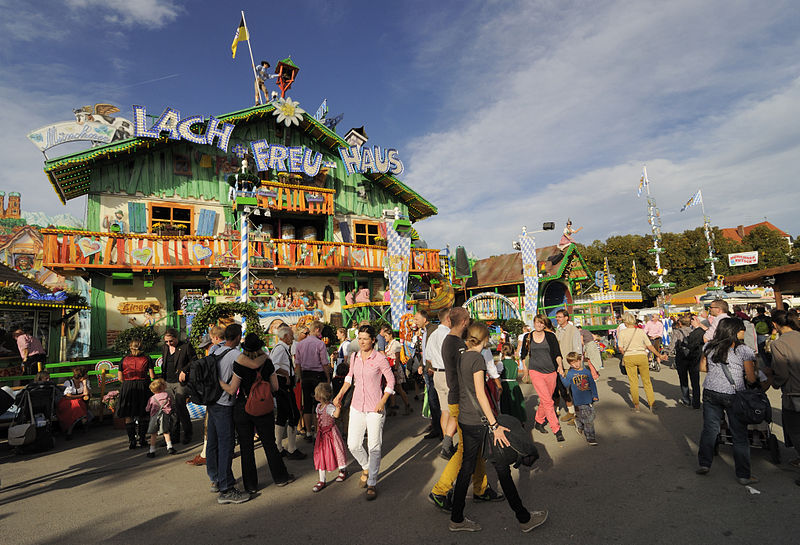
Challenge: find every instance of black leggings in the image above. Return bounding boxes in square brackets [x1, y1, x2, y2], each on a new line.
[275, 376, 301, 427]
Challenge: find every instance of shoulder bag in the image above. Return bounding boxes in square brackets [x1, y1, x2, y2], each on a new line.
[719, 362, 769, 425]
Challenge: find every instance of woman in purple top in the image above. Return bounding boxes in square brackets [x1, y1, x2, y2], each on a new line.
[333, 325, 395, 501]
[696, 318, 757, 484]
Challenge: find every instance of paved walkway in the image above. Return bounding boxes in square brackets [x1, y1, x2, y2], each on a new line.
[2, 358, 799, 544]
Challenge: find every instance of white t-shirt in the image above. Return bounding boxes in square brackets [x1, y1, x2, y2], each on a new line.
[481, 348, 500, 379]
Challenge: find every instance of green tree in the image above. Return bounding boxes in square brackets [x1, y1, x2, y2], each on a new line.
[740, 226, 791, 270]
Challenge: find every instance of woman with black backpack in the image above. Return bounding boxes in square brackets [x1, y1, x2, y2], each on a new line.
[673, 314, 705, 409]
[696, 318, 758, 485]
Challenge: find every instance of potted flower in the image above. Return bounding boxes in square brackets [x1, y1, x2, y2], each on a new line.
[102, 390, 120, 412]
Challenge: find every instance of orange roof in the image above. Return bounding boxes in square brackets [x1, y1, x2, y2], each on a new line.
[720, 221, 790, 243]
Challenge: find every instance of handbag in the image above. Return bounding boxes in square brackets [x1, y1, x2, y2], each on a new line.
[719, 363, 769, 425]
[617, 329, 639, 376]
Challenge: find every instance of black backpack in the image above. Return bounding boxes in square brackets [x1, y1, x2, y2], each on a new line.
[183, 348, 232, 406]
[483, 413, 540, 469]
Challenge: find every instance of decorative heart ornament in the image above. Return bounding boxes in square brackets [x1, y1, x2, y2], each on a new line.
[351, 248, 366, 266]
[77, 237, 102, 257]
[413, 253, 426, 269]
[193, 244, 213, 261]
[131, 247, 153, 265]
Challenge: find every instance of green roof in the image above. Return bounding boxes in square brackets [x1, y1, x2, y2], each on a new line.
[278, 56, 299, 70]
[41, 103, 437, 221]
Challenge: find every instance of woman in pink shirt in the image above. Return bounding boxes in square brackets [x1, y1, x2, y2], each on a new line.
[333, 324, 395, 501]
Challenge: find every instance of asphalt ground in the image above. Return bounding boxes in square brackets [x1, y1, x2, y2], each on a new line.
[1, 357, 799, 545]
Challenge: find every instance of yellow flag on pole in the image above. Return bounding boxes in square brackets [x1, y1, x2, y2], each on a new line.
[231, 15, 248, 58]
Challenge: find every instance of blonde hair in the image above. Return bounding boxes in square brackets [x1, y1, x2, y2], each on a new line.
[209, 325, 224, 341]
[622, 312, 637, 327]
[565, 351, 582, 364]
[149, 378, 167, 394]
[465, 322, 489, 348]
[314, 382, 332, 404]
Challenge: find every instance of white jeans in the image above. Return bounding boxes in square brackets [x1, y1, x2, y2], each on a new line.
[347, 407, 385, 486]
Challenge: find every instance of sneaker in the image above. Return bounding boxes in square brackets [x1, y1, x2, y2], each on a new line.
[210, 482, 219, 493]
[167, 447, 176, 455]
[520, 510, 548, 533]
[439, 447, 455, 461]
[473, 487, 504, 502]
[428, 492, 452, 512]
[555, 430, 565, 442]
[279, 449, 288, 458]
[695, 467, 710, 475]
[449, 518, 482, 532]
[286, 449, 307, 460]
[560, 412, 575, 422]
[146, 451, 155, 458]
[276, 474, 296, 487]
[737, 476, 759, 486]
[218, 488, 250, 504]
[534, 422, 548, 434]
[575, 427, 584, 437]
[588, 440, 598, 446]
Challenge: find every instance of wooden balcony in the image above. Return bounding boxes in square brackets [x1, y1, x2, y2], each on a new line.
[42, 230, 441, 274]
[235, 181, 335, 215]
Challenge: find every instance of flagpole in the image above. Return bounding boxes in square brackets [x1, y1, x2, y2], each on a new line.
[698, 189, 719, 287]
[641, 166, 673, 300]
[241, 10, 263, 105]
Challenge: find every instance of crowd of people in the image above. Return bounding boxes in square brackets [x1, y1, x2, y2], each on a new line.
[16, 298, 800, 530]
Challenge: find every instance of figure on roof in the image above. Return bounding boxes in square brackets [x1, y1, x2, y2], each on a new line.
[254, 60, 279, 106]
[557, 219, 582, 251]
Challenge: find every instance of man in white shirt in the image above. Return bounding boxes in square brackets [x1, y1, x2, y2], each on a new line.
[270, 326, 306, 460]
[554, 309, 580, 422]
[426, 309, 454, 458]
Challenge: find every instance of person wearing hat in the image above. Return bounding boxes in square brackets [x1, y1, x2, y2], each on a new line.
[218, 332, 295, 494]
[186, 331, 219, 467]
[255, 60, 279, 105]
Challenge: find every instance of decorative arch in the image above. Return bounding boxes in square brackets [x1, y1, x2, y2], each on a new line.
[188, 302, 266, 350]
[462, 292, 521, 321]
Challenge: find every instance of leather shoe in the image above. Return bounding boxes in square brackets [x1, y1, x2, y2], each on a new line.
[423, 431, 443, 440]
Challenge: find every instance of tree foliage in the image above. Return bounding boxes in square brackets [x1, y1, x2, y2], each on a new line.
[577, 224, 795, 301]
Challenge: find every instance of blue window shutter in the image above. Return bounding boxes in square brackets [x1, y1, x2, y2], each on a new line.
[196, 209, 217, 236]
[339, 221, 352, 243]
[128, 202, 147, 233]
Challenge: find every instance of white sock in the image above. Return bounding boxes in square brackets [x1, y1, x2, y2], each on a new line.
[166, 440, 173, 449]
[201, 439, 207, 458]
[149, 445, 156, 453]
[287, 426, 297, 452]
[568, 406, 575, 414]
[319, 469, 326, 482]
[275, 425, 286, 451]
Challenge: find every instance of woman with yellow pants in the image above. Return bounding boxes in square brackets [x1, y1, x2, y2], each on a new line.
[617, 313, 667, 413]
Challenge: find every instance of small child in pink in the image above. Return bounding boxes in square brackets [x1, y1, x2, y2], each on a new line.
[312, 382, 348, 492]
[145, 378, 175, 458]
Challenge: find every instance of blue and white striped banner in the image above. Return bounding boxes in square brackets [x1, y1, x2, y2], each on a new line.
[386, 222, 411, 329]
[680, 189, 703, 212]
[519, 232, 538, 325]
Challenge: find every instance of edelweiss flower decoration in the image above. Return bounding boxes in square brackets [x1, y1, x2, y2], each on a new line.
[273, 97, 305, 127]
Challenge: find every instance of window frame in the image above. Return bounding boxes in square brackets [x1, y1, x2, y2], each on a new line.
[148, 202, 194, 235]
[352, 220, 380, 246]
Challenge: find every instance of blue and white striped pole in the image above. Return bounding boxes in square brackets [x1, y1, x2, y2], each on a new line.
[240, 211, 249, 335]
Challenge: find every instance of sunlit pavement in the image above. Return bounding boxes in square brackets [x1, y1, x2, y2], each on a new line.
[2, 358, 799, 544]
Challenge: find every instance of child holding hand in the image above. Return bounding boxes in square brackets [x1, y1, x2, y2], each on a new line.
[145, 378, 176, 457]
[559, 352, 599, 446]
[312, 382, 348, 492]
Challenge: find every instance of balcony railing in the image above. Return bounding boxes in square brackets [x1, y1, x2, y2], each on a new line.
[42, 230, 441, 274]
[234, 181, 335, 215]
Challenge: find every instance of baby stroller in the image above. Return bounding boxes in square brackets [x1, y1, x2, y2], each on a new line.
[714, 396, 781, 465]
[8, 382, 59, 453]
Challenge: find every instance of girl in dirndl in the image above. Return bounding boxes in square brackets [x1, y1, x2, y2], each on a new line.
[312, 382, 348, 492]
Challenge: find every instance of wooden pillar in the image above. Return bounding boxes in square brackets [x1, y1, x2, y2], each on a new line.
[774, 285, 784, 310]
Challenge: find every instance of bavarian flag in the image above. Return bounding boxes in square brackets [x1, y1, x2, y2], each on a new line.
[231, 15, 248, 58]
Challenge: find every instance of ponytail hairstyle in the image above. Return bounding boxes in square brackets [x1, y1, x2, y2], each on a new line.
[465, 322, 489, 349]
[703, 317, 745, 365]
[772, 309, 800, 332]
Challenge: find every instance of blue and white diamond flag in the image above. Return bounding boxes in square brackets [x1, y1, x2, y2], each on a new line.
[519, 230, 538, 326]
[386, 223, 411, 329]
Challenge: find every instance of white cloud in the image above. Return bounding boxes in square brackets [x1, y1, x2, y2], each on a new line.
[65, 0, 181, 27]
[404, 0, 800, 256]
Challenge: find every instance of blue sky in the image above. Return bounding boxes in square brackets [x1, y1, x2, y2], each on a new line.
[1, 0, 799, 257]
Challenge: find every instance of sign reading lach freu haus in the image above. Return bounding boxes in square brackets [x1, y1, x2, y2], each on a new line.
[27, 99, 439, 354]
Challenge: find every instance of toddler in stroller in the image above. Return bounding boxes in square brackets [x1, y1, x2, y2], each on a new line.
[8, 373, 60, 453]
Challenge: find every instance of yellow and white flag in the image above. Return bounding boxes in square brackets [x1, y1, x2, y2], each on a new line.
[231, 15, 248, 58]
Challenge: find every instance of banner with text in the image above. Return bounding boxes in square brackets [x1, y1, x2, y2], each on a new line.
[728, 251, 758, 267]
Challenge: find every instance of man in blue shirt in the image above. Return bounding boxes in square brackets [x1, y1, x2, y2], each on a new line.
[255, 61, 278, 105]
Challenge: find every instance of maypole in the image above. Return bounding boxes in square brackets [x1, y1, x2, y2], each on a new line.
[680, 188, 719, 287]
[639, 166, 675, 298]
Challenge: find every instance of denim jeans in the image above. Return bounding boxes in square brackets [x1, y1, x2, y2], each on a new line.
[675, 358, 701, 408]
[697, 389, 751, 478]
[206, 404, 235, 491]
[450, 421, 530, 525]
[423, 371, 442, 434]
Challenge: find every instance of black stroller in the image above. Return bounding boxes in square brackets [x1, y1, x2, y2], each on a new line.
[8, 382, 59, 453]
